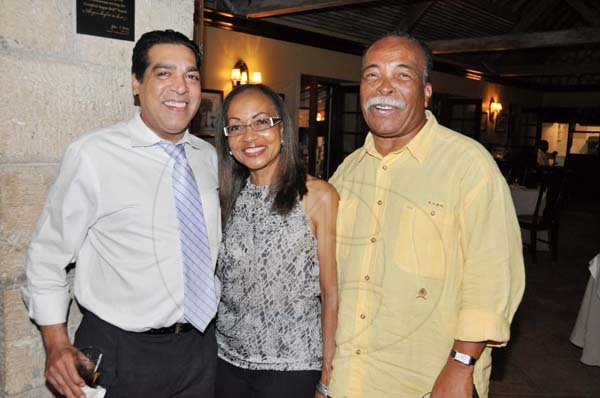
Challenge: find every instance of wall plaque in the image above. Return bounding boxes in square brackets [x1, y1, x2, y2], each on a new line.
[77, 0, 135, 41]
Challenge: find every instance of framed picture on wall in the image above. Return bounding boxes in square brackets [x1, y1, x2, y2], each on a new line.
[480, 112, 488, 132]
[495, 113, 508, 133]
[191, 89, 223, 138]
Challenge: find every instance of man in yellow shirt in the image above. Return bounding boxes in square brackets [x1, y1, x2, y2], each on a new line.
[328, 32, 525, 398]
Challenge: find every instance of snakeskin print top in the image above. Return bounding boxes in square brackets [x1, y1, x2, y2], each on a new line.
[216, 180, 322, 371]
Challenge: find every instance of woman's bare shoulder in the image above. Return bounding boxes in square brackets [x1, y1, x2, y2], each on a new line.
[306, 175, 339, 204]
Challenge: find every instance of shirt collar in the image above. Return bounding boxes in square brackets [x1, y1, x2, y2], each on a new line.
[358, 110, 437, 164]
[129, 111, 201, 149]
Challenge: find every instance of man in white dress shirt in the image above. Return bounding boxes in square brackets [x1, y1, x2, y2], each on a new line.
[22, 30, 221, 398]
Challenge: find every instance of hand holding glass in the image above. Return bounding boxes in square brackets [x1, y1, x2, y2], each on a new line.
[75, 347, 103, 387]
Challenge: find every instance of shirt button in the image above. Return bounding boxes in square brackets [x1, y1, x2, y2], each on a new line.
[360, 313, 366, 319]
[370, 237, 376, 243]
[377, 200, 383, 206]
[356, 349, 361, 355]
[364, 275, 370, 281]
[382, 165, 388, 170]
[430, 210, 436, 216]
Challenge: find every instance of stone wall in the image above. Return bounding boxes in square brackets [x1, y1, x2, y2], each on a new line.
[0, 1, 195, 396]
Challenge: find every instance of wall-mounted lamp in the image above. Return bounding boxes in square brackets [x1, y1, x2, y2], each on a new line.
[251, 72, 262, 84]
[231, 59, 262, 87]
[231, 60, 248, 86]
[489, 98, 503, 122]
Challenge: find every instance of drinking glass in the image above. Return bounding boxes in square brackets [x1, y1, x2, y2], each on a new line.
[75, 347, 103, 387]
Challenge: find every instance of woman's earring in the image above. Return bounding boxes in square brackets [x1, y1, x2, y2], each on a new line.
[228, 150, 233, 156]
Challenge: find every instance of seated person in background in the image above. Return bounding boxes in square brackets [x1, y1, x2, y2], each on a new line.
[214, 84, 338, 398]
[549, 150, 558, 166]
[536, 139, 550, 166]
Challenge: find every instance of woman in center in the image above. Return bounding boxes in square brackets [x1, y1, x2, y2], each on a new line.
[214, 84, 338, 398]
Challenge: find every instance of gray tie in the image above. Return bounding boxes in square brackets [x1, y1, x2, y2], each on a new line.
[160, 142, 216, 332]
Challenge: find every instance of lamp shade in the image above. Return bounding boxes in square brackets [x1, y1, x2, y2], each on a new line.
[490, 101, 503, 113]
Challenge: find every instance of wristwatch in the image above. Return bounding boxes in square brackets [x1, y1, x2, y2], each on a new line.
[450, 349, 477, 366]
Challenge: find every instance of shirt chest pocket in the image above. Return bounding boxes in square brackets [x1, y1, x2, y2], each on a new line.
[393, 203, 448, 280]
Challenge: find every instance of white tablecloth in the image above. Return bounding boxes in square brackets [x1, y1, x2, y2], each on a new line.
[570, 253, 600, 366]
[510, 185, 549, 251]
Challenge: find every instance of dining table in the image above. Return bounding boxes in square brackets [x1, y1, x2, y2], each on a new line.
[509, 184, 549, 251]
[570, 253, 600, 366]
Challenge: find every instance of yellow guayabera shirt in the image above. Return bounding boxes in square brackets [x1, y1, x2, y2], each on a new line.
[329, 111, 525, 398]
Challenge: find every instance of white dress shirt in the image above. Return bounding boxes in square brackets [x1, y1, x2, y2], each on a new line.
[22, 112, 221, 332]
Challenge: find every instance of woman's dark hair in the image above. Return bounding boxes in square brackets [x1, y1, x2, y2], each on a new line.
[216, 84, 307, 223]
[132, 29, 202, 82]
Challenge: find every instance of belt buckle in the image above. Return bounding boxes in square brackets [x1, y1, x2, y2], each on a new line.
[174, 323, 183, 334]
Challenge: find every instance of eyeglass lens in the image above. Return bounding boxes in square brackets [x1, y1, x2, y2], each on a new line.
[226, 117, 281, 136]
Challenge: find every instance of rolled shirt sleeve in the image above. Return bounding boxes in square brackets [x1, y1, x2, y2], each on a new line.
[22, 142, 100, 325]
[456, 165, 525, 345]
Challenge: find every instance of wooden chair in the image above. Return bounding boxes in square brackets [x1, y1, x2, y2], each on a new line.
[518, 168, 568, 263]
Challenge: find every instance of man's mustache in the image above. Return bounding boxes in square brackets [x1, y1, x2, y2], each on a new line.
[365, 96, 407, 110]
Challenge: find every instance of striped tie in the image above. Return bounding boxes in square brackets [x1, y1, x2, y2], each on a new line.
[160, 142, 216, 332]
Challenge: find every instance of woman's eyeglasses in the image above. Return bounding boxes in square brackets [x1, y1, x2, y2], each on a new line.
[223, 117, 282, 137]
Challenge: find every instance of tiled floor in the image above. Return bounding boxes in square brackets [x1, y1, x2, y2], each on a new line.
[490, 199, 600, 398]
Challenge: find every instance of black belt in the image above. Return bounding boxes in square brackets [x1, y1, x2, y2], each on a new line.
[79, 306, 196, 335]
[140, 323, 195, 335]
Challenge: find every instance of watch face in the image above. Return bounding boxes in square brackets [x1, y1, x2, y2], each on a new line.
[455, 352, 470, 364]
[451, 350, 475, 365]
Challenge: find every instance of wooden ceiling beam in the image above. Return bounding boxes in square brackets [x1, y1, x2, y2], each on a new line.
[565, 0, 600, 26]
[223, 0, 378, 19]
[463, 0, 518, 24]
[496, 63, 600, 77]
[484, 0, 560, 69]
[510, 0, 529, 12]
[404, 1, 435, 33]
[429, 27, 600, 54]
[512, 0, 561, 31]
